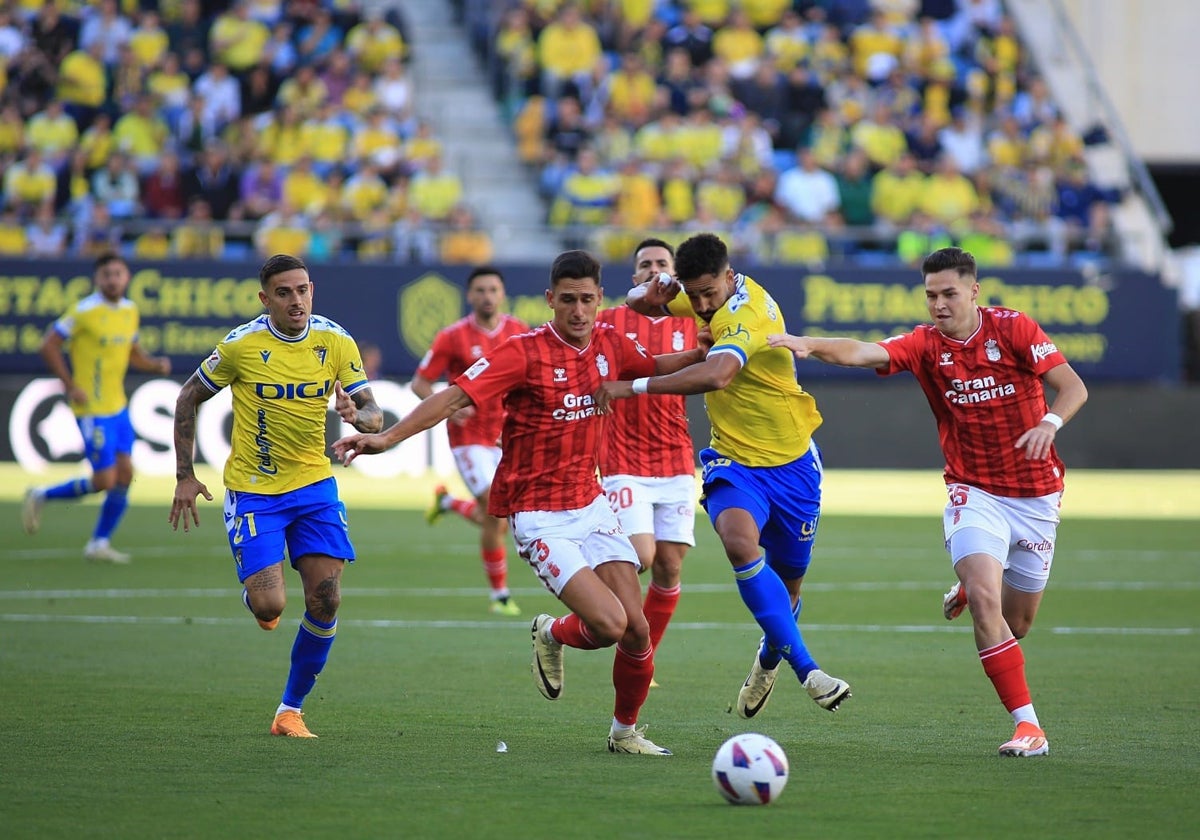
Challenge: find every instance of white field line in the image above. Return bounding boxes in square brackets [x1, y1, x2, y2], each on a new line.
[0, 613, 1194, 636]
[1, 579, 1198, 601]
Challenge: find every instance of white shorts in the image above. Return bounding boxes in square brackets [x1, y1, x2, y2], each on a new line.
[943, 483, 1062, 593]
[510, 494, 640, 597]
[452, 445, 502, 498]
[601, 473, 696, 546]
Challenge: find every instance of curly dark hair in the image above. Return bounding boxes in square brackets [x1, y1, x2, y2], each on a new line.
[674, 233, 729, 283]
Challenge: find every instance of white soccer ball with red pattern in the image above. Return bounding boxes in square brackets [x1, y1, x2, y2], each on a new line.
[711, 733, 789, 805]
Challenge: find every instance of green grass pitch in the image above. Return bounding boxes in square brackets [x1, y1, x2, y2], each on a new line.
[1, 488, 1197, 839]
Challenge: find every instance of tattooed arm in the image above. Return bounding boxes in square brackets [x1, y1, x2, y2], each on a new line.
[169, 374, 216, 532]
[333, 382, 384, 433]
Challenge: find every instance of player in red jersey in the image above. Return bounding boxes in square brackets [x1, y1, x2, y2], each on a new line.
[412, 267, 529, 616]
[332, 251, 707, 755]
[768, 247, 1088, 757]
[596, 239, 698, 673]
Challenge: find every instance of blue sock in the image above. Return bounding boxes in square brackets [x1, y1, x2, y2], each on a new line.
[43, 478, 94, 500]
[281, 612, 337, 709]
[734, 557, 817, 680]
[759, 597, 802, 670]
[93, 486, 129, 540]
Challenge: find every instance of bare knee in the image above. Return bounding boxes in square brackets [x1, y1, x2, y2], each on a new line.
[588, 612, 628, 647]
[91, 471, 116, 492]
[305, 574, 341, 622]
[248, 589, 286, 621]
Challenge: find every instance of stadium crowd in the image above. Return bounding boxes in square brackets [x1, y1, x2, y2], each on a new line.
[0, 0, 494, 264]
[469, 0, 1121, 267]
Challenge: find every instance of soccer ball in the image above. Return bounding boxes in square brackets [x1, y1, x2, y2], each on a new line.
[711, 733, 789, 805]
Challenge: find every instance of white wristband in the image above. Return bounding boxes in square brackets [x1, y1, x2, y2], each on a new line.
[1041, 412, 1064, 430]
[631, 377, 650, 395]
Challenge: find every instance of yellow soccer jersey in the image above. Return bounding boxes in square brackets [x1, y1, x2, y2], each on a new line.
[53, 293, 140, 418]
[668, 274, 822, 466]
[197, 314, 369, 494]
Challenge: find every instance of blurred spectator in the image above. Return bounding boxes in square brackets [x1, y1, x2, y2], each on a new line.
[0, 206, 28, 254]
[493, 5, 536, 116]
[851, 101, 909, 169]
[134, 225, 172, 259]
[319, 49, 355, 106]
[871, 152, 926, 232]
[278, 63, 329, 118]
[696, 161, 747, 226]
[605, 51, 657, 127]
[1050, 159, 1119, 255]
[281, 156, 330, 216]
[240, 64, 278, 117]
[32, 1, 75, 67]
[148, 53, 192, 122]
[254, 198, 311, 256]
[345, 9, 406, 75]
[549, 146, 617, 228]
[611, 156, 660, 230]
[712, 10, 764, 80]
[75, 202, 123, 257]
[172, 197, 225, 257]
[4, 147, 56, 214]
[297, 8, 343, 67]
[129, 10, 168, 71]
[1011, 76, 1057, 130]
[373, 56, 413, 123]
[439, 204, 494, 265]
[183, 142, 241, 220]
[239, 157, 283, 220]
[302, 101, 350, 176]
[775, 147, 841, 224]
[659, 157, 697, 226]
[210, 1, 270, 74]
[657, 47, 702, 117]
[905, 112, 945, 172]
[26, 99, 78, 167]
[351, 107, 403, 176]
[723, 111, 774, 175]
[537, 4, 602, 101]
[259, 104, 306, 167]
[79, 0, 131, 66]
[339, 162, 388, 222]
[55, 41, 107, 127]
[404, 119, 443, 172]
[0, 7, 27, 61]
[193, 62, 242, 130]
[113, 94, 169, 173]
[142, 150, 187, 219]
[731, 62, 786, 146]
[263, 21, 298, 75]
[836, 149, 876, 228]
[920, 154, 981, 227]
[174, 94, 220, 158]
[938, 109, 986, 174]
[167, 0, 211, 63]
[663, 8, 714, 70]
[1028, 114, 1083, 169]
[0, 103, 25, 158]
[764, 9, 810, 73]
[25, 203, 67, 257]
[409, 152, 465, 222]
[545, 95, 591, 163]
[780, 65, 827, 150]
[91, 151, 142, 218]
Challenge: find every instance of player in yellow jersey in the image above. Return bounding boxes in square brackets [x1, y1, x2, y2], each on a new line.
[22, 253, 171, 563]
[596, 233, 851, 718]
[169, 254, 383, 738]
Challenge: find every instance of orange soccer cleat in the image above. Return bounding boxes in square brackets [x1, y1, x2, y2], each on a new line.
[270, 710, 317, 738]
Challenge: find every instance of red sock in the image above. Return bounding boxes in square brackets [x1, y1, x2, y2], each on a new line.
[449, 497, 478, 520]
[481, 547, 507, 594]
[551, 614, 603, 650]
[980, 637, 1032, 711]
[643, 582, 680, 652]
[612, 644, 654, 726]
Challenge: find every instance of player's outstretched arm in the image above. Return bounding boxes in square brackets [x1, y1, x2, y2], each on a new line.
[1014, 362, 1088, 461]
[596, 353, 741, 413]
[333, 384, 474, 466]
[170, 374, 215, 532]
[767, 334, 890, 369]
[627, 272, 680, 316]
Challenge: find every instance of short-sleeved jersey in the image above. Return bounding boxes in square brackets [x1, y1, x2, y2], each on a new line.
[415, 313, 528, 448]
[878, 306, 1068, 497]
[454, 322, 656, 516]
[668, 274, 823, 466]
[196, 314, 369, 495]
[596, 305, 696, 478]
[53, 292, 140, 418]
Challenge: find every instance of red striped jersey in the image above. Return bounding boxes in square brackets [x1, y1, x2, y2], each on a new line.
[596, 305, 696, 477]
[453, 322, 657, 515]
[415, 313, 528, 447]
[878, 306, 1069, 497]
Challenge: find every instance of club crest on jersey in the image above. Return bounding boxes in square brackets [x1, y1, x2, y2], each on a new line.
[259, 350, 271, 364]
[313, 345, 327, 365]
[626, 332, 638, 341]
[471, 344, 483, 358]
[672, 330, 685, 351]
[553, 367, 567, 382]
[985, 339, 1001, 362]
[596, 354, 609, 376]
[939, 351, 954, 366]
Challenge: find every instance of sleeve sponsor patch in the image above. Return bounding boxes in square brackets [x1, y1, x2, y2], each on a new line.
[203, 349, 222, 373]
[464, 357, 490, 379]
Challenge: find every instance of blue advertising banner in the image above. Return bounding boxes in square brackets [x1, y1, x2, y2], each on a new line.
[0, 259, 1179, 381]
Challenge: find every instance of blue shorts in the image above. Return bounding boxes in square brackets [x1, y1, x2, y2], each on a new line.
[222, 477, 355, 582]
[77, 409, 135, 471]
[699, 442, 823, 580]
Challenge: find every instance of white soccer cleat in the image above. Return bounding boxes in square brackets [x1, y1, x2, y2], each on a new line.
[608, 725, 672, 756]
[999, 722, 1049, 757]
[530, 614, 564, 700]
[736, 653, 780, 719]
[803, 668, 852, 711]
[943, 581, 968, 620]
[84, 538, 131, 565]
[22, 488, 45, 535]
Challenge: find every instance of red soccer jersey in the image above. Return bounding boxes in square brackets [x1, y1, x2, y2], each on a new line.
[454, 322, 657, 516]
[878, 306, 1069, 497]
[595, 305, 696, 477]
[415, 313, 528, 447]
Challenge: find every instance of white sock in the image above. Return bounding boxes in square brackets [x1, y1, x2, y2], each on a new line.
[610, 718, 634, 736]
[1011, 703, 1040, 728]
[276, 703, 301, 716]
